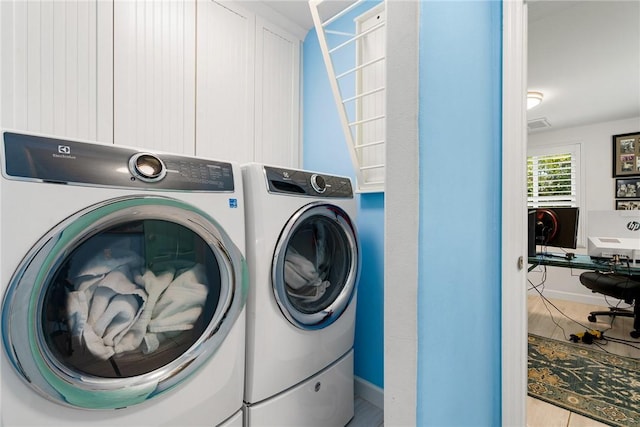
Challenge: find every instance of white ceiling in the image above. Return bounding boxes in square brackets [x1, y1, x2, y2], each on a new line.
[527, 0, 640, 132]
[260, 0, 640, 133]
[256, 0, 318, 31]
[257, 0, 355, 32]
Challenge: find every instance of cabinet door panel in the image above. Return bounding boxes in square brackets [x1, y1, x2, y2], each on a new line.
[254, 18, 300, 168]
[196, 0, 255, 163]
[113, 0, 195, 154]
[1, 0, 112, 142]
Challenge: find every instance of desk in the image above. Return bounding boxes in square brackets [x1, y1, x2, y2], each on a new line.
[528, 253, 640, 275]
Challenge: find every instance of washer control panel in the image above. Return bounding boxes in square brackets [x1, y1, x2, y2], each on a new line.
[2, 131, 234, 191]
[264, 166, 353, 198]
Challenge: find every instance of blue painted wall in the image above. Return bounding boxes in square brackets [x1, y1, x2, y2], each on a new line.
[302, 3, 385, 389]
[417, 1, 502, 425]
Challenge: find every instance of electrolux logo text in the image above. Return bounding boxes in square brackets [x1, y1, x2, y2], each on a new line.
[627, 221, 640, 231]
[52, 145, 76, 159]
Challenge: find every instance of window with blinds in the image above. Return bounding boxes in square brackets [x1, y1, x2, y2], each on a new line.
[527, 152, 577, 207]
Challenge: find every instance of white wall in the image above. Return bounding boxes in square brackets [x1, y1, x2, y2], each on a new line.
[527, 116, 640, 304]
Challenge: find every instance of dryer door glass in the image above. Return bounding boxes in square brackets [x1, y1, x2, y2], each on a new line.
[1, 196, 245, 409]
[273, 203, 359, 329]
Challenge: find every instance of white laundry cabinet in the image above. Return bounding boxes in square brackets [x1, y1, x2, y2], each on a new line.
[113, 0, 196, 155]
[196, 1, 300, 167]
[0, 1, 113, 143]
[0, 0, 301, 168]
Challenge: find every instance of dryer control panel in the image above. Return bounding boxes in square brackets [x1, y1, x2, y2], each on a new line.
[2, 131, 234, 191]
[264, 166, 353, 198]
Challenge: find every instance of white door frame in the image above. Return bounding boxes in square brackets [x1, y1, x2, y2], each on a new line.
[502, 0, 528, 425]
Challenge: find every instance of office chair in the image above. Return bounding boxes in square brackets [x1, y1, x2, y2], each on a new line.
[579, 271, 640, 338]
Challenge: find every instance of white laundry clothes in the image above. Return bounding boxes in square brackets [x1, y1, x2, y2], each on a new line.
[284, 248, 322, 290]
[68, 247, 144, 290]
[142, 264, 209, 354]
[67, 250, 146, 360]
[67, 244, 210, 358]
[284, 248, 330, 302]
[114, 269, 175, 354]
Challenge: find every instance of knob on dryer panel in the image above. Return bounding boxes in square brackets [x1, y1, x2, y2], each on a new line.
[310, 174, 327, 193]
[129, 153, 167, 183]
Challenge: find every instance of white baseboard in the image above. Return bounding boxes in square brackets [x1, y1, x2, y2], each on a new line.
[354, 376, 384, 410]
[528, 288, 610, 306]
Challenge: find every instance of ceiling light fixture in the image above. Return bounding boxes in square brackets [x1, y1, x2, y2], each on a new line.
[527, 91, 544, 110]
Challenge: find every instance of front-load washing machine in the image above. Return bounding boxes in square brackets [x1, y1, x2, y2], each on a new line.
[241, 163, 360, 427]
[1, 130, 247, 426]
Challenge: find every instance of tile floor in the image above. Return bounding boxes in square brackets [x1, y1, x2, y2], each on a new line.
[347, 397, 384, 427]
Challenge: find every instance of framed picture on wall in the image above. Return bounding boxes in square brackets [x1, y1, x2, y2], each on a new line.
[612, 132, 640, 177]
[616, 199, 640, 210]
[616, 177, 640, 198]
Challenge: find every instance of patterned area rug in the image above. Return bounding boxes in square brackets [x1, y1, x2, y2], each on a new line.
[528, 334, 640, 426]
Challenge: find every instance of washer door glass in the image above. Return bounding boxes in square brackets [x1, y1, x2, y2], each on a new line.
[2, 196, 246, 409]
[273, 203, 359, 329]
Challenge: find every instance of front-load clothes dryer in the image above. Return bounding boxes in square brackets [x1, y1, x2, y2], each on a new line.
[241, 163, 360, 427]
[0, 130, 247, 427]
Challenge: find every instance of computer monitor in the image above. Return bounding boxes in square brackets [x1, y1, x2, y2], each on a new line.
[587, 210, 640, 238]
[528, 207, 579, 251]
